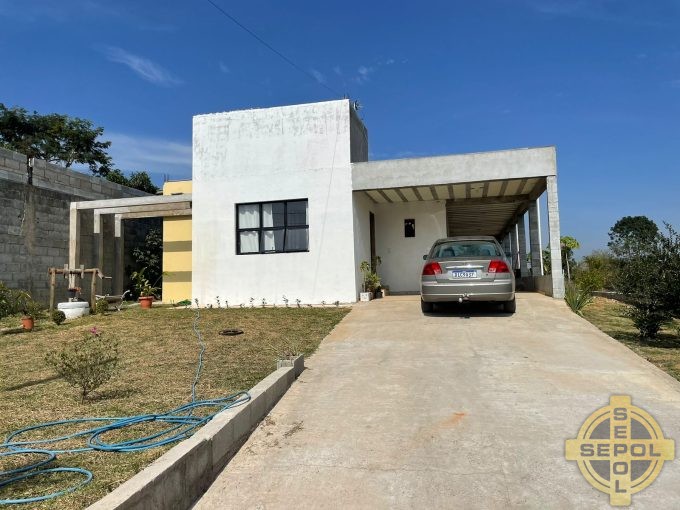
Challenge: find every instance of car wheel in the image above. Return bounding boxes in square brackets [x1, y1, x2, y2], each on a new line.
[502, 298, 516, 314]
[421, 299, 434, 313]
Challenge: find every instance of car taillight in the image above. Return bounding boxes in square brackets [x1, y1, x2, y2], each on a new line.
[422, 262, 442, 275]
[487, 260, 510, 273]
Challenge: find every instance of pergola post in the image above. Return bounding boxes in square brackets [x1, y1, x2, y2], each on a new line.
[517, 213, 529, 277]
[546, 176, 564, 298]
[94, 211, 104, 296]
[68, 203, 80, 289]
[528, 199, 543, 276]
[114, 214, 124, 295]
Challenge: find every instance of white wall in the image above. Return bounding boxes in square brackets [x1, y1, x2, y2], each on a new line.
[373, 200, 447, 293]
[192, 100, 360, 306]
[352, 192, 375, 294]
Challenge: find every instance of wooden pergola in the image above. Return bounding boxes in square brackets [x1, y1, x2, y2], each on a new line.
[68, 194, 192, 292]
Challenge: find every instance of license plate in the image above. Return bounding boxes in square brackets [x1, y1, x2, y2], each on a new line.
[450, 270, 478, 279]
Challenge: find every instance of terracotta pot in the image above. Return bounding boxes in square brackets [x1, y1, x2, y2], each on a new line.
[138, 296, 154, 309]
[21, 316, 34, 331]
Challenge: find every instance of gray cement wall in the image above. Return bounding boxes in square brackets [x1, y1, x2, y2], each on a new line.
[88, 356, 304, 510]
[0, 147, 157, 305]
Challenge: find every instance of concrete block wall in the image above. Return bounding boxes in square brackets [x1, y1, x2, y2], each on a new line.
[0, 147, 155, 305]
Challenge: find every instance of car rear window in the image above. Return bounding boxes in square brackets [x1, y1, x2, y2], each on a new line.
[431, 241, 501, 258]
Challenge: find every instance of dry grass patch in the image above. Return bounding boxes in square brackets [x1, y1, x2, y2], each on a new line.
[0, 305, 349, 509]
[582, 297, 680, 380]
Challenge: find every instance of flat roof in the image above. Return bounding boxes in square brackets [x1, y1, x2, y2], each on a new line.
[351, 146, 556, 191]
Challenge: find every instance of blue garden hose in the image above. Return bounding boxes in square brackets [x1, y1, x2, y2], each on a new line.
[0, 309, 250, 505]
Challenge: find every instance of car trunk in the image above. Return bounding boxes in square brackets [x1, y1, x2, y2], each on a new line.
[434, 256, 498, 283]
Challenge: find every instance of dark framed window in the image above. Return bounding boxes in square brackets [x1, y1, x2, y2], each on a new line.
[236, 199, 309, 254]
[404, 218, 415, 238]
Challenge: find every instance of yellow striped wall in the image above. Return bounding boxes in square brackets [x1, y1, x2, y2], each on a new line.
[162, 180, 192, 303]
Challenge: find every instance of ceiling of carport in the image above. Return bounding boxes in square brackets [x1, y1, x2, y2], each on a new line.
[360, 176, 546, 239]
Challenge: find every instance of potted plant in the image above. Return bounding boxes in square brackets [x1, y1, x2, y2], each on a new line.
[20, 302, 43, 331]
[131, 267, 160, 309]
[359, 261, 381, 302]
[21, 311, 34, 331]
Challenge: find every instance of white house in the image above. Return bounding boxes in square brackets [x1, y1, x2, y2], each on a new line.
[67, 99, 563, 305]
[190, 99, 563, 306]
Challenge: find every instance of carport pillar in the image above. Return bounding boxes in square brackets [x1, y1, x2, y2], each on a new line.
[501, 235, 511, 258]
[517, 214, 529, 277]
[528, 200, 543, 276]
[546, 176, 565, 299]
[511, 224, 520, 271]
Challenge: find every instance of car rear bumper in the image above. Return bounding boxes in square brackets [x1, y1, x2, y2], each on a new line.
[421, 279, 514, 302]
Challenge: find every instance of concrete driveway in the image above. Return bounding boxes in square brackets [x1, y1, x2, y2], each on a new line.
[195, 294, 680, 509]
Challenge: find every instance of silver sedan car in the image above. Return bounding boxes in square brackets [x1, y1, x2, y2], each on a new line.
[420, 236, 515, 313]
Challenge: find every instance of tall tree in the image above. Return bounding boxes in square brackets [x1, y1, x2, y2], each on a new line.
[0, 104, 112, 175]
[104, 169, 159, 194]
[608, 216, 659, 258]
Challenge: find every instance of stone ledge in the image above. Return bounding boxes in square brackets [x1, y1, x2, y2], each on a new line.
[87, 358, 303, 510]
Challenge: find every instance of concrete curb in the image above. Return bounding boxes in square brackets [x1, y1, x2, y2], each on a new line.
[87, 357, 304, 510]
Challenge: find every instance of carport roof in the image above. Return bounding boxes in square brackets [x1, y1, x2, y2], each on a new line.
[351, 146, 556, 238]
[351, 146, 556, 191]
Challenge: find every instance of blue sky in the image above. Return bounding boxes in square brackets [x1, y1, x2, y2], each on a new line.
[1, 0, 679, 255]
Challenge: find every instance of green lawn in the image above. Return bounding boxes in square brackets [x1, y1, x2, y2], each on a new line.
[582, 297, 680, 381]
[0, 304, 349, 509]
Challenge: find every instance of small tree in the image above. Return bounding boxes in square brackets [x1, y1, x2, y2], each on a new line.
[45, 327, 120, 402]
[615, 223, 680, 338]
[560, 236, 580, 281]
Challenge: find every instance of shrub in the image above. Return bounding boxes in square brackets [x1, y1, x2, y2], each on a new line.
[614, 223, 680, 338]
[574, 250, 619, 292]
[51, 310, 66, 325]
[0, 282, 31, 319]
[22, 300, 45, 319]
[95, 298, 109, 315]
[45, 327, 120, 402]
[625, 305, 671, 340]
[564, 282, 593, 316]
[359, 261, 381, 293]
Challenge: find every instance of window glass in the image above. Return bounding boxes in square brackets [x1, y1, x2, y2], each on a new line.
[263, 229, 285, 252]
[239, 230, 259, 253]
[287, 201, 308, 226]
[262, 202, 285, 228]
[238, 204, 259, 229]
[432, 241, 500, 258]
[285, 228, 308, 251]
[237, 199, 308, 254]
